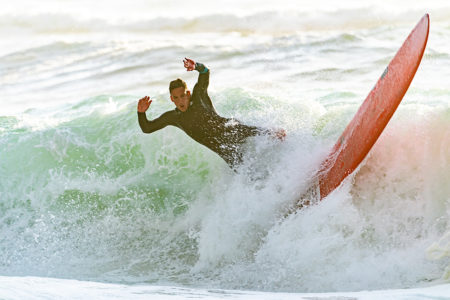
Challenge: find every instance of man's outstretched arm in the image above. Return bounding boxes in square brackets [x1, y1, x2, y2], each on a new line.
[195, 62, 209, 92]
[184, 58, 210, 93]
[184, 57, 215, 112]
[137, 96, 174, 133]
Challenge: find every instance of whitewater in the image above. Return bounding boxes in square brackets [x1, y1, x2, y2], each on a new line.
[1, 0, 449, 299]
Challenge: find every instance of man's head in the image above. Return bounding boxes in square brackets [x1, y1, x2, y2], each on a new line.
[169, 78, 191, 112]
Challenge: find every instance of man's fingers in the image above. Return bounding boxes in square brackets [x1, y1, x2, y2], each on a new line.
[138, 96, 152, 104]
[184, 58, 195, 69]
[137, 96, 152, 112]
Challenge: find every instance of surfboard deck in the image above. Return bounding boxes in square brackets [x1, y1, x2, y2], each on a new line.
[318, 14, 430, 199]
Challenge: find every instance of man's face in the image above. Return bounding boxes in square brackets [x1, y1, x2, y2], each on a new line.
[170, 87, 191, 112]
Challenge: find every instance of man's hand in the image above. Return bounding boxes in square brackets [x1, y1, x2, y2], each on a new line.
[183, 57, 196, 71]
[137, 96, 152, 113]
[273, 128, 286, 141]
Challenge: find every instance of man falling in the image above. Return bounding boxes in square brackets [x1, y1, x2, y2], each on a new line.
[137, 58, 285, 168]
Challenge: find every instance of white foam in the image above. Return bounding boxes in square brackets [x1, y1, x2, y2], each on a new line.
[0, 276, 449, 300]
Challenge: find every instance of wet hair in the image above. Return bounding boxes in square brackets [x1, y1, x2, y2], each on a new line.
[169, 78, 187, 94]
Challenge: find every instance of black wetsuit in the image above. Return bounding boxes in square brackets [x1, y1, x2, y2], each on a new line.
[138, 63, 266, 167]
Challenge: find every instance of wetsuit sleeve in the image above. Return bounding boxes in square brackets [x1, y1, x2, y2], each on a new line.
[244, 124, 271, 136]
[192, 62, 216, 112]
[137, 111, 175, 134]
[194, 62, 209, 92]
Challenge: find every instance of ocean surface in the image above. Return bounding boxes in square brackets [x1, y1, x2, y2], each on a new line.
[1, 0, 449, 299]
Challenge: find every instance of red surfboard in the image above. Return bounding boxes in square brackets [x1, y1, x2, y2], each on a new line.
[318, 14, 430, 199]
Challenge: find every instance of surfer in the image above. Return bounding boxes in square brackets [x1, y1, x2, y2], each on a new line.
[137, 58, 286, 168]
